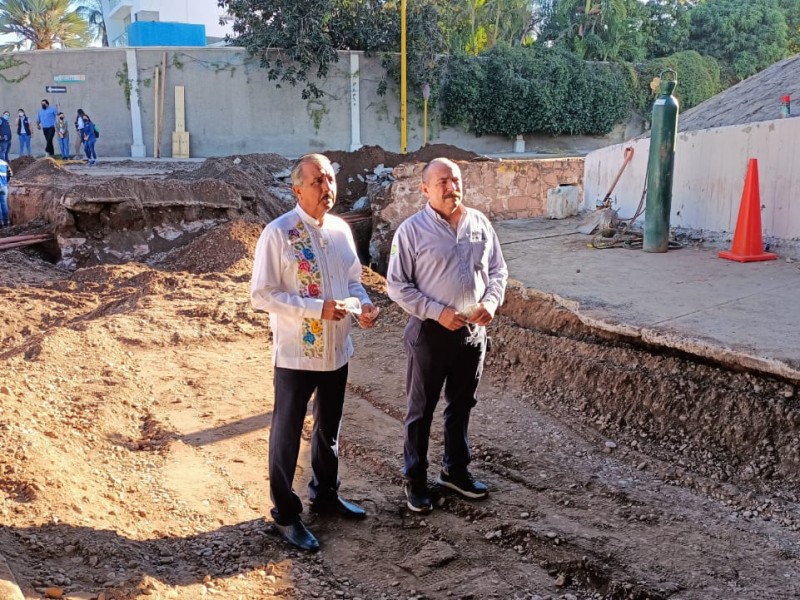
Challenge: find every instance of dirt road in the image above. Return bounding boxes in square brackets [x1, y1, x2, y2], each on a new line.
[1, 222, 799, 600]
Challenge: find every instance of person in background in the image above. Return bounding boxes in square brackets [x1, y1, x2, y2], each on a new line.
[74, 109, 85, 159]
[0, 112, 11, 163]
[251, 153, 380, 552]
[81, 113, 97, 166]
[36, 99, 57, 157]
[0, 155, 11, 228]
[55, 112, 70, 159]
[16, 109, 31, 156]
[387, 157, 508, 514]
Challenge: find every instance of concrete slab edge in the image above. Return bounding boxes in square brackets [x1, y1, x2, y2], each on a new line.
[0, 552, 25, 600]
[521, 286, 800, 384]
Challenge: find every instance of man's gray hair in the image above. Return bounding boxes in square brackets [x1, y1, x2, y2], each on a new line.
[291, 153, 333, 187]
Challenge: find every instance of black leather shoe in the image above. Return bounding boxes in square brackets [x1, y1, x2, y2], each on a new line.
[311, 497, 367, 519]
[273, 520, 320, 552]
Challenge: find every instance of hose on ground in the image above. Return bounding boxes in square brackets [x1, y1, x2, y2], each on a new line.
[590, 176, 685, 250]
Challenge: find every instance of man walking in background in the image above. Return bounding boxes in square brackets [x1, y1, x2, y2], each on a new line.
[251, 153, 380, 551]
[37, 99, 57, 157]
[387, 157, 508, 513]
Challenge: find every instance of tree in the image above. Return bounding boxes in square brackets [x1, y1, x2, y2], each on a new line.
[640, 0, 693, 59]
[219, 0, 338, 99]
[444, 0, 534, 53]
[687, 0, 789, 82]
[777, 0, 800, 54]
[539, 0, 648, 62]
[0, 0, 90, 51]
[76, 0, 107, 47]
[220, 0, 450, 100]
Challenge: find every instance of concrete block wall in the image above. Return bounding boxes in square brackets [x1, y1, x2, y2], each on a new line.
[0, 47, 630, 159]
[368, 157, 584, 270]
[583, 118, 800, 244]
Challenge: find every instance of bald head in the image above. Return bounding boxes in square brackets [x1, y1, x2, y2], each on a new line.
[421, 157, 460, 186]
[420, 157, 464, 224]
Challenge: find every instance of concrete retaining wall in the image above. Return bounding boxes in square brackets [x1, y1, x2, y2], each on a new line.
[583, 118, 800, 246]
[0, 47, 623, 159]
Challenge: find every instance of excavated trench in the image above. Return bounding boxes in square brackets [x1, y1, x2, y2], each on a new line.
[491, 286, 800, 502]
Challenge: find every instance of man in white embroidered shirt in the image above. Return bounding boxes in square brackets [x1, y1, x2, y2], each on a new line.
[251, 153, 379, 551]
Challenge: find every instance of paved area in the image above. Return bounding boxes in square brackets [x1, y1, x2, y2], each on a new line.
[496, 217, 800, 382]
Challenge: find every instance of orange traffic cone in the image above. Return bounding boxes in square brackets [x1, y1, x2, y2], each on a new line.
[719, 158, 777, 262]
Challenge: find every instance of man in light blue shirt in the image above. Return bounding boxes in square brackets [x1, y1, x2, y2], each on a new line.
[36, 99, 57, 157]
[387, 157, 508, 513]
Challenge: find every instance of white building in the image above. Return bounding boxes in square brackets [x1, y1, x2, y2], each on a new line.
[102, 0, 233, 47]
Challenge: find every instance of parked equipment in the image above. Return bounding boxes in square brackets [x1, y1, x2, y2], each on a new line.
[576, 146, 634, 235]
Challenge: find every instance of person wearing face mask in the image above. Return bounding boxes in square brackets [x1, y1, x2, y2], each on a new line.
[36, 99, 57, 157]
[16, 109, 31, 156]
[0, 112, 12, 163]
[81, 113, 97, 165]
[55, 112, 70, 159]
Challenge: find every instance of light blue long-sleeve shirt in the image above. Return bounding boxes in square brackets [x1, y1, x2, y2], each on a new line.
[387, 203, 508, 322]
[37, 106, 57, 128]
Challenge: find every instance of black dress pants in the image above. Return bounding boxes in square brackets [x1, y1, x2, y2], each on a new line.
[43, 126, 55, 156]
[270, 364, 348, 525]
[402, 318, 486, 483]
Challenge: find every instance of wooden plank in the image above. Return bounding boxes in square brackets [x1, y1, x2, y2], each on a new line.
[0, 233, 52, 243]
[0, 238, 52, 251]
[172, 131, 190, 159]
[175, 85, 185, 132]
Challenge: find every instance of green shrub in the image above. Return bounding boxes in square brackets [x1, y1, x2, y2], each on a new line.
[634, 51, 722, 116]
[440, 45, 633, 137]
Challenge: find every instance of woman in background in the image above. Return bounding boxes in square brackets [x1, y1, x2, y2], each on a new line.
[81, 113, 97, 165]
[16, 109, 31, 156]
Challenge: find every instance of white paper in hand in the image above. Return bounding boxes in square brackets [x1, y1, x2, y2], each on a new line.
[343, 297, 362, 315]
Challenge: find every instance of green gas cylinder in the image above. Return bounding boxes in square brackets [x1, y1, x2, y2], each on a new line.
[643, 70, 680, 253]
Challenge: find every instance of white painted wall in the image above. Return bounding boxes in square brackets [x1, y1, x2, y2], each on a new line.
[583, 118, 800, 240]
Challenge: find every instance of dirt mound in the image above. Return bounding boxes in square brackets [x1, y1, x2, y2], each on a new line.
[0, 249, 67, 286]
[172, 154, 295, 221]
[9, 155, 36, 175]
[325, 143, 480, 209]
[157, 220, 264, 275]
[12, 157, 79, 182]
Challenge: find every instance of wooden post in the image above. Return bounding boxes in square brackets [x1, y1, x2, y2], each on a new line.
[172, 85, 190, 158]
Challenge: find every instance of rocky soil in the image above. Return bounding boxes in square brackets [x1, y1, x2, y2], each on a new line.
[1, 218, 799, 600]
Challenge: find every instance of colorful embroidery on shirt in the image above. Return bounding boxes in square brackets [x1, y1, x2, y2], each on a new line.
[288, 221, 324, 358]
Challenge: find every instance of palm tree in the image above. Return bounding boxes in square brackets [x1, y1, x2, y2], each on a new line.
[0, 0, 90, 51]
[75, 0, 107, 46]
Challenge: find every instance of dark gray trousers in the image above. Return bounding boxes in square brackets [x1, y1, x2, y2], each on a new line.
[270, 364, 348, 525]
[403, 317, 486, 483]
